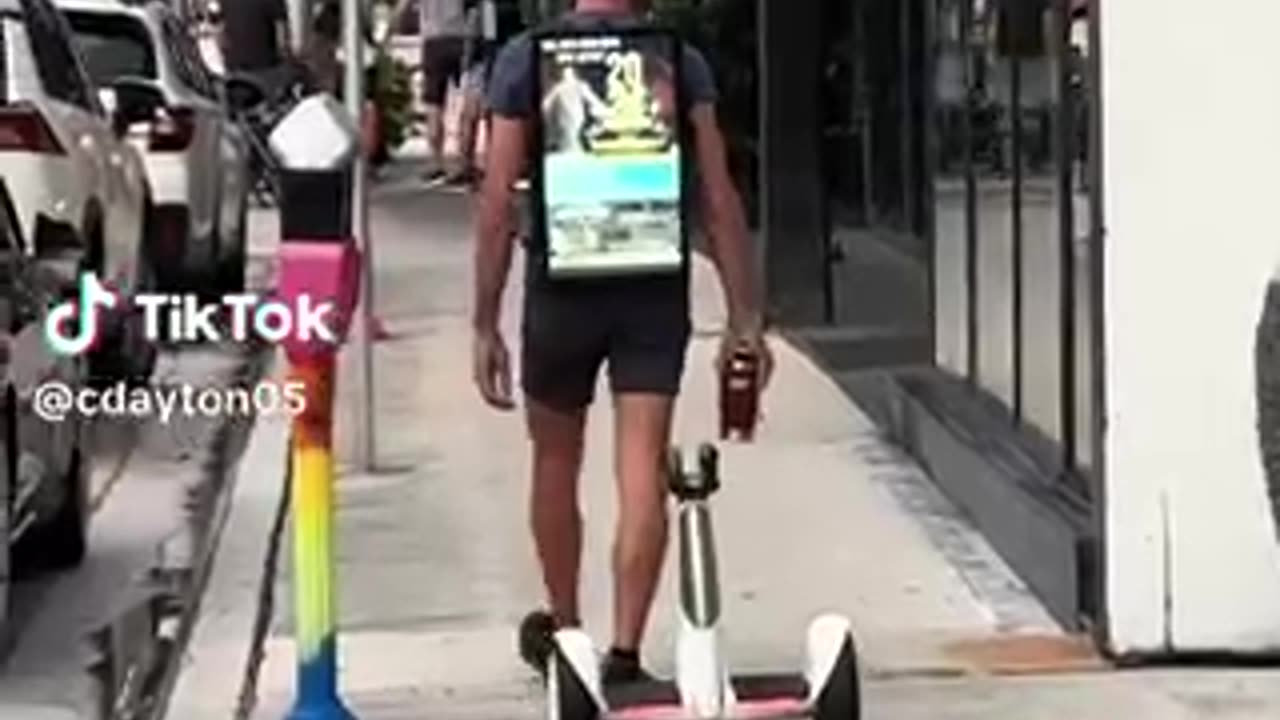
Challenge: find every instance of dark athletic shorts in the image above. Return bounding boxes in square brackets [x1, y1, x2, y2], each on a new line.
[521, 281, 691, 413]
[421, 35, 465, 105]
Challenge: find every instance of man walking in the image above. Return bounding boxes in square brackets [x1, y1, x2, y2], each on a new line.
[388, 0, 469, 183]
[218, 0, 292, 92]
[470, 0, 773, 685]
[452, 0, 527, 186]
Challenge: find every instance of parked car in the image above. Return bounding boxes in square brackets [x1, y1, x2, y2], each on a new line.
[60, 0, 252, 294]
[0, 0, 155, 383]
[0, 177, 91, 600]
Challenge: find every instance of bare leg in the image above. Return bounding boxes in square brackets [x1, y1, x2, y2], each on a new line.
[455, 84, 483, 174]
[611, 392, 674, 652]
[526, 398, 588, 628]
[424, 101, 446, 173]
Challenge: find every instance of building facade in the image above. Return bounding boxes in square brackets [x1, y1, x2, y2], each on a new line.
[755, 0, 1280, 659]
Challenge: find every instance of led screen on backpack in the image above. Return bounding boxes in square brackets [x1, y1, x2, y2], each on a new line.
[534, 29, 686, 279]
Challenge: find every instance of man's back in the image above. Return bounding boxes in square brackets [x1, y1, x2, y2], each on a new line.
[486, 9, 718, 291]
[220, 0, 287, 71]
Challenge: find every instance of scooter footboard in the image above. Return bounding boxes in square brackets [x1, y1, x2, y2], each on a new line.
[606, 674, 812, 720]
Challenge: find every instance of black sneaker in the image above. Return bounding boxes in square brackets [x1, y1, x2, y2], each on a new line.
[601, 648, 655, 686]
[421, 168, 448, 186]
[517, 609, 557, 678]
[443, 167, 482, 191]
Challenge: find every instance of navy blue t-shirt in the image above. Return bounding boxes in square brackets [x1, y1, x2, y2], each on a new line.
[485, 12, 718, 117]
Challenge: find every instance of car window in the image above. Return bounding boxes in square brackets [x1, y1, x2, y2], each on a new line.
[64, 11, 157, 90]
[21, 0, 95, 111]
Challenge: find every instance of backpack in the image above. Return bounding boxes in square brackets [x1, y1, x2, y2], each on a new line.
[525, 19, 693, 283]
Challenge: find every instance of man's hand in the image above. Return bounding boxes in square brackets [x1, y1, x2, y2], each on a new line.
[472, 328, 515, 410]
[716, 327, 775, 392]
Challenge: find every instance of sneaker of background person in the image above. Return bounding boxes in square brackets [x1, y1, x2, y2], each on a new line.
[443, 166, 483, 190]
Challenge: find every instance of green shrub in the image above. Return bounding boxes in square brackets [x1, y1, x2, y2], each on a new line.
[370, 51, 413, 153]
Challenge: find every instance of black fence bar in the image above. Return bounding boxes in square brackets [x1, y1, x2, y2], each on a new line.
[1010, 56, 1025, 422]
[1055, 0, 1079, 479]
[962, 1, 979, 384]
[923, 0, 939, 364]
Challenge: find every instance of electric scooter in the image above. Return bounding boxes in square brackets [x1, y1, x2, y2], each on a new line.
[547, 443, 862, 720]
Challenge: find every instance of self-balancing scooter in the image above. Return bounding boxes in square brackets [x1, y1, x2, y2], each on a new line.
[546, 443, 862, 719]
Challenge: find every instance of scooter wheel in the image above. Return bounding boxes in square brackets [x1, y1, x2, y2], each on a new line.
[813, 635, 861, 720]
[552, 649, 603, 720]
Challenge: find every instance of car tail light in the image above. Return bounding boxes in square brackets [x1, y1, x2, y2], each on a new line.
[149, 107, 195, 152]
[0, 103, 65, 154]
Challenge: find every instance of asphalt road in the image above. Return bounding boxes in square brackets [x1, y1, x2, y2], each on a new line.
[0, 212, 281, 718]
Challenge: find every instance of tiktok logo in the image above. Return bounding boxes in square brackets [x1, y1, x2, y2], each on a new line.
[44, 273, 118, 356]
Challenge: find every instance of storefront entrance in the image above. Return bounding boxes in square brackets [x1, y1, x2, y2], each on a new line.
[771, 0, 1105, 631]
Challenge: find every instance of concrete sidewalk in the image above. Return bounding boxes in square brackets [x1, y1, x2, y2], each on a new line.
[174, 178, 1280, 719]
[245, 183, 1072, 715]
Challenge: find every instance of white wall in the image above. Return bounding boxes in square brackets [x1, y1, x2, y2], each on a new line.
[1101, 0, 1280, 654]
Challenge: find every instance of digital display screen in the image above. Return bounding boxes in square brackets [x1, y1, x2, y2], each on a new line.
[535, 30, 685, 278]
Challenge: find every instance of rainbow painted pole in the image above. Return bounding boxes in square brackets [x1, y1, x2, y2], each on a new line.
[270, 83, 364, 720]
[285, 354, 355, 720]
[275, 216, 362, 720]
[277, 236, 362, 720]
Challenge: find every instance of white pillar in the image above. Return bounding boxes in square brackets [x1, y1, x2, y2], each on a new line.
[289, 0, 309, 54]
[1101, 0, 1280, 656]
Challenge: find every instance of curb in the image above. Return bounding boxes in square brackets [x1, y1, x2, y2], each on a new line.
[163, 390, 292, 720]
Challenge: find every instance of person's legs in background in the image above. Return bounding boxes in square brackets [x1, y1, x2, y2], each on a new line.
[447, 60, 487, 187]
[419, 36, 463, 182]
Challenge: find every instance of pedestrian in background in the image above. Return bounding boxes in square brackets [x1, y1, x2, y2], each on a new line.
[219, 0, 293, 95]
[450, 0, 526, 188]
[387, 0, 470, 184]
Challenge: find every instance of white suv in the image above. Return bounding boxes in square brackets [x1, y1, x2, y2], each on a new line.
[60, 0, 251, 293]
[0, 0, 154, 381]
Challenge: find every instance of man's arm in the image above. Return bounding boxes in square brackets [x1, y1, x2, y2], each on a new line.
[472, 116, 526, 331]
[690, 103, 762, 334]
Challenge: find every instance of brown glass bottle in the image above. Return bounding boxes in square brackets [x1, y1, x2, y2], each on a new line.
[719, 344, 760, 442]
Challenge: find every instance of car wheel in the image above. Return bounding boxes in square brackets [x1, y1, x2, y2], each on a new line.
[11, 391, 87, 572]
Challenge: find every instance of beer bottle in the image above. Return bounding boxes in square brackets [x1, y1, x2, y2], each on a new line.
[719, 342, 760, 442]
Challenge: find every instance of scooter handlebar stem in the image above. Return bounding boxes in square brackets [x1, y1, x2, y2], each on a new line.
[667, 444, 721, 501]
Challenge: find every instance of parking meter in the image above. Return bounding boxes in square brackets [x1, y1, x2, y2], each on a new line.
[270, 91, 361, 720]
[271, 92, 363, 361]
